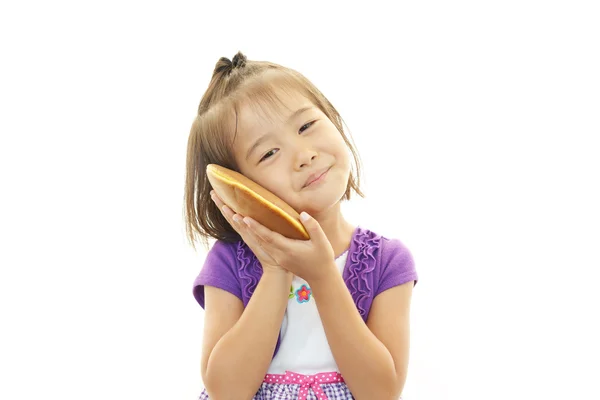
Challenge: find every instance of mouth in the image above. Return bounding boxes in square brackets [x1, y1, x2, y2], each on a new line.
[303, 167, 330, 188]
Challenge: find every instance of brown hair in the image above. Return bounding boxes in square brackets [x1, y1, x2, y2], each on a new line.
[183, 51, 365, 252]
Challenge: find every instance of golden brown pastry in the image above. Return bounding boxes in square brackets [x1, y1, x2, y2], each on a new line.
[206, 164, 310, 240]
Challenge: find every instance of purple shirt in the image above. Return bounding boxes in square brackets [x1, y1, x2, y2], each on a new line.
[192, 225, 418, 357]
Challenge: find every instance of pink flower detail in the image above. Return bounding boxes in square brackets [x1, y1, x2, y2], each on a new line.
[295, 284, 312, 303]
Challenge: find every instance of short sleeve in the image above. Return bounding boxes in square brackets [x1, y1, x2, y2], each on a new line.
[192, 240, 242, 309]
[375, 237, 418, 297]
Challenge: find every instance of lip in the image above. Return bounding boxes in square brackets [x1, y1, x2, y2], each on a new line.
[303, 167, 330, 188]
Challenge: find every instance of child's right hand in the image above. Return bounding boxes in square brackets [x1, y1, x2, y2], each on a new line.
[211, 190, 293, 280]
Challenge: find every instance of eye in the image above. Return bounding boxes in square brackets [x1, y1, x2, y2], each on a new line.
[258, 121, 316, 164]
[259, 149, 277, 163]
[299, 121, 315, 134]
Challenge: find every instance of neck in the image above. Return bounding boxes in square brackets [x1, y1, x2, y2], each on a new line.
[310, 202, 356, 259]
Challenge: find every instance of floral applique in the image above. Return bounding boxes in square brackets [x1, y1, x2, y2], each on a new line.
[295, 284, 312, 303]
[289, 285, 294, 299]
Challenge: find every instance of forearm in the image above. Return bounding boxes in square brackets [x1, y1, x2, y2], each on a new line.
[310, 268, 404, 400]
[204, 271, 291, 399]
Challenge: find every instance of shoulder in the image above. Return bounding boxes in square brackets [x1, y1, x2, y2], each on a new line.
[352, 226, 418, 295]
[378, 233, 418, 294]
[202, 239, 241, 273]
[379, 236, 414, 269]
[192, 239, 244, 308]
[351, 226, 413, 262]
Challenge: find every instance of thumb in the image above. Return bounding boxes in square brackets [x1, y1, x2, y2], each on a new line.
[300, 212, 324, 237]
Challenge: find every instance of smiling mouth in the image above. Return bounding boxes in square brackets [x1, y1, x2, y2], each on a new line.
[304, 167, 330, 188]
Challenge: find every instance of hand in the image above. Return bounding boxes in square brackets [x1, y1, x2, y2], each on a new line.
[211, 191, 292, 280]
[234, 205, 337, 285]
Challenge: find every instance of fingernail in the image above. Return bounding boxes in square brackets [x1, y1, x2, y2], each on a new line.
[233, 215, 241, 223]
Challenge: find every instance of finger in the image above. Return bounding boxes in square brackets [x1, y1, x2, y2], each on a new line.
[242, 216, 287, 249]
[210, 192, 234, 220]
[222, 205, 245, 230]
[209, 193, 276, 263]
[299, 212, 327, 244]
[210, 190, 230, 211]
[211, 193, 245, 233]
[224, 210, 277, 264]
[210, 190, 225, 210]
[238, 224, 281, 266]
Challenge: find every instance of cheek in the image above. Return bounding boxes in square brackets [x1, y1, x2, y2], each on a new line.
[338, 152, 353, 185]
[336, 143, 352, 171]
[262, 176, 291, 197]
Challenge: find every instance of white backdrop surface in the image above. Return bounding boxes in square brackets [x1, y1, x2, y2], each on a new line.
[1, 1, 598, 399]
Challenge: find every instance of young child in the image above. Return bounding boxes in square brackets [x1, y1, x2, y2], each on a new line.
[184, 51, 418, 400]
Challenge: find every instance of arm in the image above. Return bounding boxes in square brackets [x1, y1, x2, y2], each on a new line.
[201, 270, 291, 399]
[310, 266, 413, 400]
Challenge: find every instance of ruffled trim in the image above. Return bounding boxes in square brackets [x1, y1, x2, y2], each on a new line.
[345, 227, 381, 319]
[235, 241, 262, 305]
[233, 226, 381, 319]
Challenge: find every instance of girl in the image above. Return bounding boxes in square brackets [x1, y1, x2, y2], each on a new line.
[184, 51, 418, 400]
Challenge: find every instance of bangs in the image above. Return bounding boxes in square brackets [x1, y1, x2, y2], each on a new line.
[238, 70, 320, 126]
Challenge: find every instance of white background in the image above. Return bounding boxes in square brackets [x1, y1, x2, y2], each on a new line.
[1, 1, 599, 399]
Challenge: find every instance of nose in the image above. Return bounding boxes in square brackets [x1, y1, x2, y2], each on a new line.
[292, 136, 318, 169]
[296, 151, 317, 170]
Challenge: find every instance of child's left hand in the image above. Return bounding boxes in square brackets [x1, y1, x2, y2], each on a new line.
[239, 212, 336, 284]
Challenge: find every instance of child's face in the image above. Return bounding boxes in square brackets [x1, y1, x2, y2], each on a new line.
[232, 89, 351, 216]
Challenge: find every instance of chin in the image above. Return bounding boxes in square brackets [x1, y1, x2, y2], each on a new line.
[302, 189, 346, 213]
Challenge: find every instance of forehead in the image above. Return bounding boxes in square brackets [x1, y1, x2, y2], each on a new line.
[236, 86, 311, 135]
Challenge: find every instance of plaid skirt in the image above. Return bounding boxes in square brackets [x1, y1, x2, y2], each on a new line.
[198, 371, 354, 400]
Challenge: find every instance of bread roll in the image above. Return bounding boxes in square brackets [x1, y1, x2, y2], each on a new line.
[206, 164, 310, 240]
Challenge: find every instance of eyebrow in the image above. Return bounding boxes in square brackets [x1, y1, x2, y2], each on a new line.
[245, 106, 315, 161]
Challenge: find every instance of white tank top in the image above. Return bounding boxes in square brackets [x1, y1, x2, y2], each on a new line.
[267, 250, 349, 375]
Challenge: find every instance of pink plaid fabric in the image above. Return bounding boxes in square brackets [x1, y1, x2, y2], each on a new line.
[263, 371, 344, 400]
[197, 370, 354, 399]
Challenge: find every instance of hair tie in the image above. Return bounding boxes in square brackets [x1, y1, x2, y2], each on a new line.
[232, 51, 247, 69]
